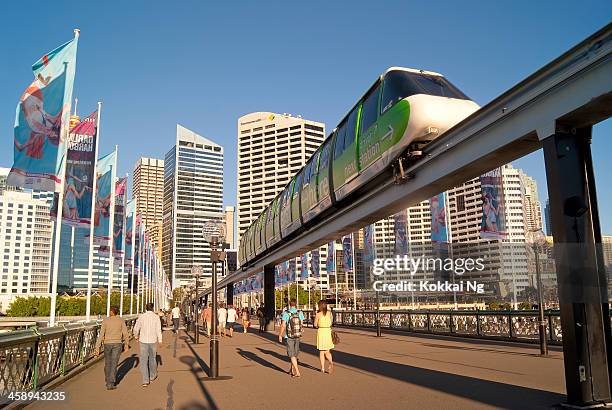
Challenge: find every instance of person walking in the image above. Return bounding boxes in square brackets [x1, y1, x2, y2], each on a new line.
[241, 307, 250, 333]
[278, 299, 304, 378]
[171, 305, 180, 333]
[227, 304, 238, 337]
[202, 303, 212, 337]
[314, 300, 334, 374]
[217, 303, 227, 337]
[133, 303, 163, 387]
[256, 305, 265, 332]
[95, 306, 130, 390]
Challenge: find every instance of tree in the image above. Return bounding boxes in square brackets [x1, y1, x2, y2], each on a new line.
[275, 284, 321, 310]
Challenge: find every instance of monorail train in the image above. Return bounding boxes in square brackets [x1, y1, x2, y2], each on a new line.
[238, 67, 480, 268]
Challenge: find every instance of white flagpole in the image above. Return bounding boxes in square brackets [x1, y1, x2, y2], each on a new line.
[119, 174, 127, 316]
[129, 201, 136, 315]
[86, 102, 101, 322]
[105, 145, 117, 317]
[49, 29, 79, 327]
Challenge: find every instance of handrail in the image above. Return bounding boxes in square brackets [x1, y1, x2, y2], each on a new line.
[0, 316, 139, 404]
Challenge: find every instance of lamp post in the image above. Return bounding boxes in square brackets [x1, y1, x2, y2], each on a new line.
[528, 229, 548, 356]
[202, 220, 226, 379]
[191, 265, 203, 344]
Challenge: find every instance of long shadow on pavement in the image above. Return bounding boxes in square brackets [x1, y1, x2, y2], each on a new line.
[235, 347, 287, 374]
[176, 332, 217, 410]
[256, 348, 320, 373]
[116, 353, 139, 385]
[251, 331, 565, 409]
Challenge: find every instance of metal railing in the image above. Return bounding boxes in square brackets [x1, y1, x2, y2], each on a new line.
[0, 315, 137, 404]
[272, 309, 565, 344]
[330, 310, 564, 344]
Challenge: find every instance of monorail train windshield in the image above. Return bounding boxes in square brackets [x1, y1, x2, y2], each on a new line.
[381, 70, 469, 113]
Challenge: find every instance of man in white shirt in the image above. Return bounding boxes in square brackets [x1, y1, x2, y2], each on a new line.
[226, 304, 238, 337]
[217, 303, 227, 337]
[133, 303, 163, 387]
[171, 305, 180, 333]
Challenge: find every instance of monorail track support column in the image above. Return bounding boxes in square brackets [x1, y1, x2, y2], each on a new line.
[542, 126, 612, 406]
[264, 264, 276, 331]
[226, 284, 234, 307]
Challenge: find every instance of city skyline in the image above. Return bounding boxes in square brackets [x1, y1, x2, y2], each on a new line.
[0, 2, 610, 231]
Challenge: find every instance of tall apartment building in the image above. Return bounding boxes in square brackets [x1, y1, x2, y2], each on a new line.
[162, 124, 224, 288]
[521, 173, 543, 232]
[133, 157, 165, 250]
[236, 112, 329, 288]
[236, 112, 325, 241]
[0, 190, 53, 310]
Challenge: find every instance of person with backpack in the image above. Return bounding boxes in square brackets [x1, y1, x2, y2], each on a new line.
[278, 299, 304, 378]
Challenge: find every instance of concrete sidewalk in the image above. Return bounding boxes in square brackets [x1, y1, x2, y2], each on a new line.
[28, 326, 565, 410]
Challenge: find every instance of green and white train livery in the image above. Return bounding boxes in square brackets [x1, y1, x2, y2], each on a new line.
[238, 67, 480, 268]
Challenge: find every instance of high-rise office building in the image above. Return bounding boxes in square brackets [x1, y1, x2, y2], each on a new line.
[133, 157, 165, 250]
[236, 112, 325, 242]
[162, 124, 224, 288]
[544, 199, 552, 236]
[0, 190, 53, 309]
[236, 112, 328, 287]
[224, 206, 235, 250]
[521, 173, 543, 232]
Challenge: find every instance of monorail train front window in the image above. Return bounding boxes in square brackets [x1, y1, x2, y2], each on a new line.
[381, 70, 470, 113]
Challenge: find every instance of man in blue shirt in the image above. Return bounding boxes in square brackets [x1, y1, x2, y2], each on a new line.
[278, 299, 304, 378]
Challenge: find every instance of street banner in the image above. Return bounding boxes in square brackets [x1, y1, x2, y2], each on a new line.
[125, 200, 134, 270]
[430, 193, 448, 243]
[88, 151, 115, 255]
[394, 210, 408, 256]
[480, 168, 507, 240]
[49, 110, 97, 226]
[8, 36, 79, 192]
[342, 234, 353, 272]
[252, 272, 263, 290]
[310, 249, 320, 278]
[287, 259, 296, 283]
[300, 253, 309, 280]
[113, 177, 127, 263]
[326, 241, 335, 274]
[363, 224, 375, 264]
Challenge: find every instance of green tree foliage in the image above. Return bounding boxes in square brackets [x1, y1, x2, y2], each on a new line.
[7, 292, 135, 317]
[274, 284, 321, 311]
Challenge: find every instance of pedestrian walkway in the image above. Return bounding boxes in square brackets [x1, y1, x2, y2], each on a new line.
[28, 326, 565, 409]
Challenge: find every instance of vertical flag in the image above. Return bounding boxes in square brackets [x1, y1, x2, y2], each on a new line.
[89, 151, 116, 255]
[430, 193, 448, 243]
[394, 210, 408, 256]
[363, 224, 375, 264]
[286, 259, 296, 283]
[300, 253, 309, 280]
[326, 241, 335, 274]
[125, 201, 135, 275]
[50, 110, 98, 226]
[8, 36, 79, 192]
[342, 234, 353, 272]
[113, 177, 127, 264]
[480, 168, 506, 240]
[310, 249, 320, 278]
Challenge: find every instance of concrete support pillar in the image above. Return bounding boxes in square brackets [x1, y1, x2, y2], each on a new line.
[543, 127, 612, 406]
[226, 284, 234, 307]
[264, 265, 276, 331]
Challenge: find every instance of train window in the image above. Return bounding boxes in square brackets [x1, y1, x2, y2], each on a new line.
[381, 71, 469, 114]
[293, 173, 303, 197]
[303, 161, 314, 185]
[318, 137, 332, 171]
[360, 84, 381, 134]
[333, 124, 347, 159]
[345, 108, 359, 150]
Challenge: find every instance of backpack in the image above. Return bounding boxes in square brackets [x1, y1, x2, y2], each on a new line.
[287, 310, 303, 339]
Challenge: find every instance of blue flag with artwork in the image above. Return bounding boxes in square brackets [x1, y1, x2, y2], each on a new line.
[310, 249, 320, 278]
[326, 241, 335, 274]
[342, 234, 353, 272]
[363, 225, 375, 264]
[300, 253, 309, 280]
[90, 151, 116, 254]
[430, 193, 448, 243]
[8, 35, 79, 192]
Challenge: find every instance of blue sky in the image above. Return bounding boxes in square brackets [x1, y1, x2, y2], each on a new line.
[0, 1, 610, 230]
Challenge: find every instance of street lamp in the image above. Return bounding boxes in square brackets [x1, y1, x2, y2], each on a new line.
[202, 220, 226, 379]
[528, 228, 548, 355]
[191, 265, 203, 344]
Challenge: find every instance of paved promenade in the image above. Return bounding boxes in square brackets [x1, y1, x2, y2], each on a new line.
[29, 325, 566, 410]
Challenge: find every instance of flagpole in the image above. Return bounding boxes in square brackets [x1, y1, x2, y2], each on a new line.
[129, 201, 136, 314]
[85, 102, 102, 321]
[49, 29, 79, 327]
[119, 174, 127, 316]
[106, 145, 118, 317]
[352, 233, 357, 310]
